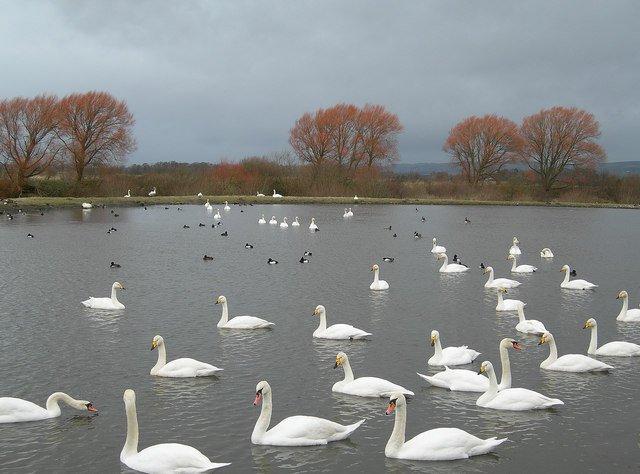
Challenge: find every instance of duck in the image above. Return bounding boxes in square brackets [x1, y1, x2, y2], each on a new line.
[120, 389, 229, 472]
[616, 290, 640, 322]
[256, 191, 265, 197]
[0, 393, 97, 423]
[560, 264, 597, 289]
[203, 255, 214, 261]
[418, 338, 521, 392]
[382, 257, 394, 262]
[304, 251, 312, 257]
[427, 330, 480, 366]
[421, 216, 426, 222]
[483, 266, 521, 288]
[220, 231, 228, 237]
[384, 393, 506, 461]
[431, 237, 446, 254]
[538, 332, 613, 372]
[272, 190, 283, 198]
[507, 254, 537, 273]
[251, 381, 364, 446]
[81, 202, 92, 209]
[82, 282, 125, 309]
[309, 218, 318, 230]
[258, 214, 267, 224]
[26, 233, 34, 238]
[148, 187, 157, 197]
[479, 262, 486, 270]
[370, 264, 389, 290]
[452, 254, 464, 265]
[515, 303, 547, 335]
[215, 295, 274, 329]
[333, 352, 414, 397]
[110, 261, 121, 269]
[267, 258, 278, 265]
[291, 217, 300, 227]
[413, 232, 422, 239]
[583, 318, 640, 356]
[198, 223, 206, 227]
[476, 361, 563, 411]
[299, 256, 309, 263]
[509, 237, 521, 255]
[464, 217, 471, 224]
[124, 189, 131, 198]
[269, 216, 278, 225]
[312, 304, 371, 340]
[494, 287, 524, 311]
[279, 217, 289, 228]
[540, 248, 554, 258]
[436, 253, 469, 273]
[245, 243, 254, 249]
[150, 335, 222, 377]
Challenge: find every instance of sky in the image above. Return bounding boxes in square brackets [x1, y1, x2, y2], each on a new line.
[1, 1, 638, 164]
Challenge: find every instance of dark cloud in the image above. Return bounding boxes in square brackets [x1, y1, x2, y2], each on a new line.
[1, 0, 638, 163]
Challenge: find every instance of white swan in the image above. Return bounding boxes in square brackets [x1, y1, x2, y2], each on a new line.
[213, 209, 222, 219]
[515, 303, 547, 335]
[291, 216, 300, 227]
[312, 305, 371, 340]
[436, 253, 468, 273]
[333, 352, 414, 397]
[197, 192, 203, 197]
[347, 208, 354, 217]
[251, 381, 364, 446]
[428, 330, 480, 366]
[309, 218, 318, 231]
[354, 195, 359, 201]
[82, 282, 125, 310]
[539, 332, 613, 372]
[616, 290, 640, 322]
[124, 189, 131, 198]
[483, 266, 521, 288]
[431, 237, 446, 254]
[418, 338, 520, 392]
[370, 264, 389, 290]
[476, 361, 563, 411]
[81, 202, 92, 209]
[343, 208, 350, 218]
[583, 318, 640, 356]
[223, 200, 231, 211]
[540, 248, 554, 258]
[0, 393, 97, 423]
[384, 393, 506, 461]
[560, 264, 597, 289]
[150, 335, 222, 377]
[507, 254, 537, 273]
[148, 187, 156, 197]
[258, 214, 267, 224]
[272, 190, 283, 198]
[495, 287, 525, 311]
[256, 192, 265, 197]
[204, 199, 213, 211]
[269, 216, 278, 225]
[279, 217, 289, 228]
[509, 237, 521, 255]
[120, 389, 230, 472]
[216, 295, 274, 329]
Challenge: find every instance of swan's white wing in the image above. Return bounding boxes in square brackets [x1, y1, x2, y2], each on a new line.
[399, 428, 504, 461]
[549, 354, 612, 372]
[516, 320, 547, 335]
[82, 297, 122, 309]
[320, 324, 371, 340]
[158, 358, 223, 377]
[418, 368, 488, 392]
[493, 278, 521, 288]
[336, 377, 414, 397]
[127, 443, 230, 472]
[484, 388, 563, 410]
[266, 416, 361, 445]
[225, 316, 274, 329]
[444, 264, 469, 273]
[441, 346, 480, 365]
[619, 308, 640, 322]
[497, 299, 525, 311]
[0, 398, 50, 423]
[596, 341, 640, 356]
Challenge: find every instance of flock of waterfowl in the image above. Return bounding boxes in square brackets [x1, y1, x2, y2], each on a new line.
[3, 196, 640, 472]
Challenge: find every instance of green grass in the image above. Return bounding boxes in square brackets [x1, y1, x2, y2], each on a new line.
[4, 195, 639, 209]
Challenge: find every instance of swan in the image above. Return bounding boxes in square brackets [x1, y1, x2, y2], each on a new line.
[495, 287, 525, 311]
[418, 338, 520, 392]
[223, 201, 231, 211]
[515, 303, 547, 335]
[507, 254, 537, 273]
[213, 209, 222, 219]
[0, 393, 97, 423]
[431, 237, 446, 254]
[216, 295, 274, 329]
[538, 332, 613, 372]
[197, 192, 203, 197]
[509, 237, 521, 255]
[256, 192, 265, 197]
[269, 216, 278, 225]
[583, 318, 640, 356]
[81, 202, 92, 209]
[120, 389, 230, 472]
[343, 208, 350, 218]
[560, 264, 597, 289]
[476, 361, 563, 411]
[428, 330, 480, 366]
[333, 352, 414, 397]
[370, 264, 389, 290]
[148, 187, 156, 197]
[272, 190, 283, 198]
[354, 195, 359, 201]
[124, 189, 131, 198]
[436, 253, 469, 273]
[616, 290, 640, 322]
[309, 218, 318, 231]
[291, 216, 300, 227]
[82, 282, 125, 309]
[258, 214, 267, 224]
[540, 248, 554, 258]
[204, 200, 213, 211]
[312, 305, 371, 340]
[483, 266, 521, 288]
[384, 393, 506, 461]
[252, 381, 364, 446]
[347, 208, 354, 217]
[150, 335, 222, 377]
[279, 217, 289, 228]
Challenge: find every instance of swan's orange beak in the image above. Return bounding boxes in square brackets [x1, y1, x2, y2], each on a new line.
[253, 392, 262, 406]
[385, 400, 396, 415]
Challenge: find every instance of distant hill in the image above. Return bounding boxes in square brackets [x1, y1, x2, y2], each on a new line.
[394, 161, 640, 177]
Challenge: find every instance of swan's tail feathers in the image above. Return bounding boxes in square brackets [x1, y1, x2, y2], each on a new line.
[351, 332, 373, 340]
[416, 373, 449, 390]
[207, 462, 231, 470]
[339, 419, 365, 440]
[264, 322, 276, 327]
[469, 437, 508, 456]
[403, 389, 415, 397]
[546, 398, 564, 407]
[81, 299, 92, 307]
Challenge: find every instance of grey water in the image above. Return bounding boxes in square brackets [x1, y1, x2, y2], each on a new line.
[1, 203, 639, 473]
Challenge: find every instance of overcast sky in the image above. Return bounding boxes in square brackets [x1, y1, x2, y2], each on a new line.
[1, 1, 638, 164]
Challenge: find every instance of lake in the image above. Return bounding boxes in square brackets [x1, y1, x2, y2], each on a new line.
[1, 203, 639, 473]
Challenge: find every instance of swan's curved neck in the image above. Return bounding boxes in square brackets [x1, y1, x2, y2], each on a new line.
[373, 269, 380, 283]
[385, 402, 406, 455]
[562, 270, 570, 284]
[498, 344, 512, 389]
[497, 291, 504, 304]
[122, 398, 139, 459]
[510, 257, 517, 271]
[486, 269, 494, 284]
[316, 311, 327, 332]
[618, 297, 629, 319]
[433, 338, 443, 358]
[45, 392, 76, 416]
[218, 302, 229, 325]
[486, 367, 499, 394]
[341, 359, 355, 382]
[439, 256, 448, 271]
[587, 326, 598, 355]
[252, 391, 272, 439]
[111, 286, 121, 304]
[151, 343, 167, 373]
[516, 305, 526, 323]
[542, 339, 558, 366]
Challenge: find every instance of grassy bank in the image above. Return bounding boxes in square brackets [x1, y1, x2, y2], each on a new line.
[4, 195, 639, 210]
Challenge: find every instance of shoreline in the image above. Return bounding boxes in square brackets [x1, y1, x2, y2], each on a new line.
[3, 195, 639, 210]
